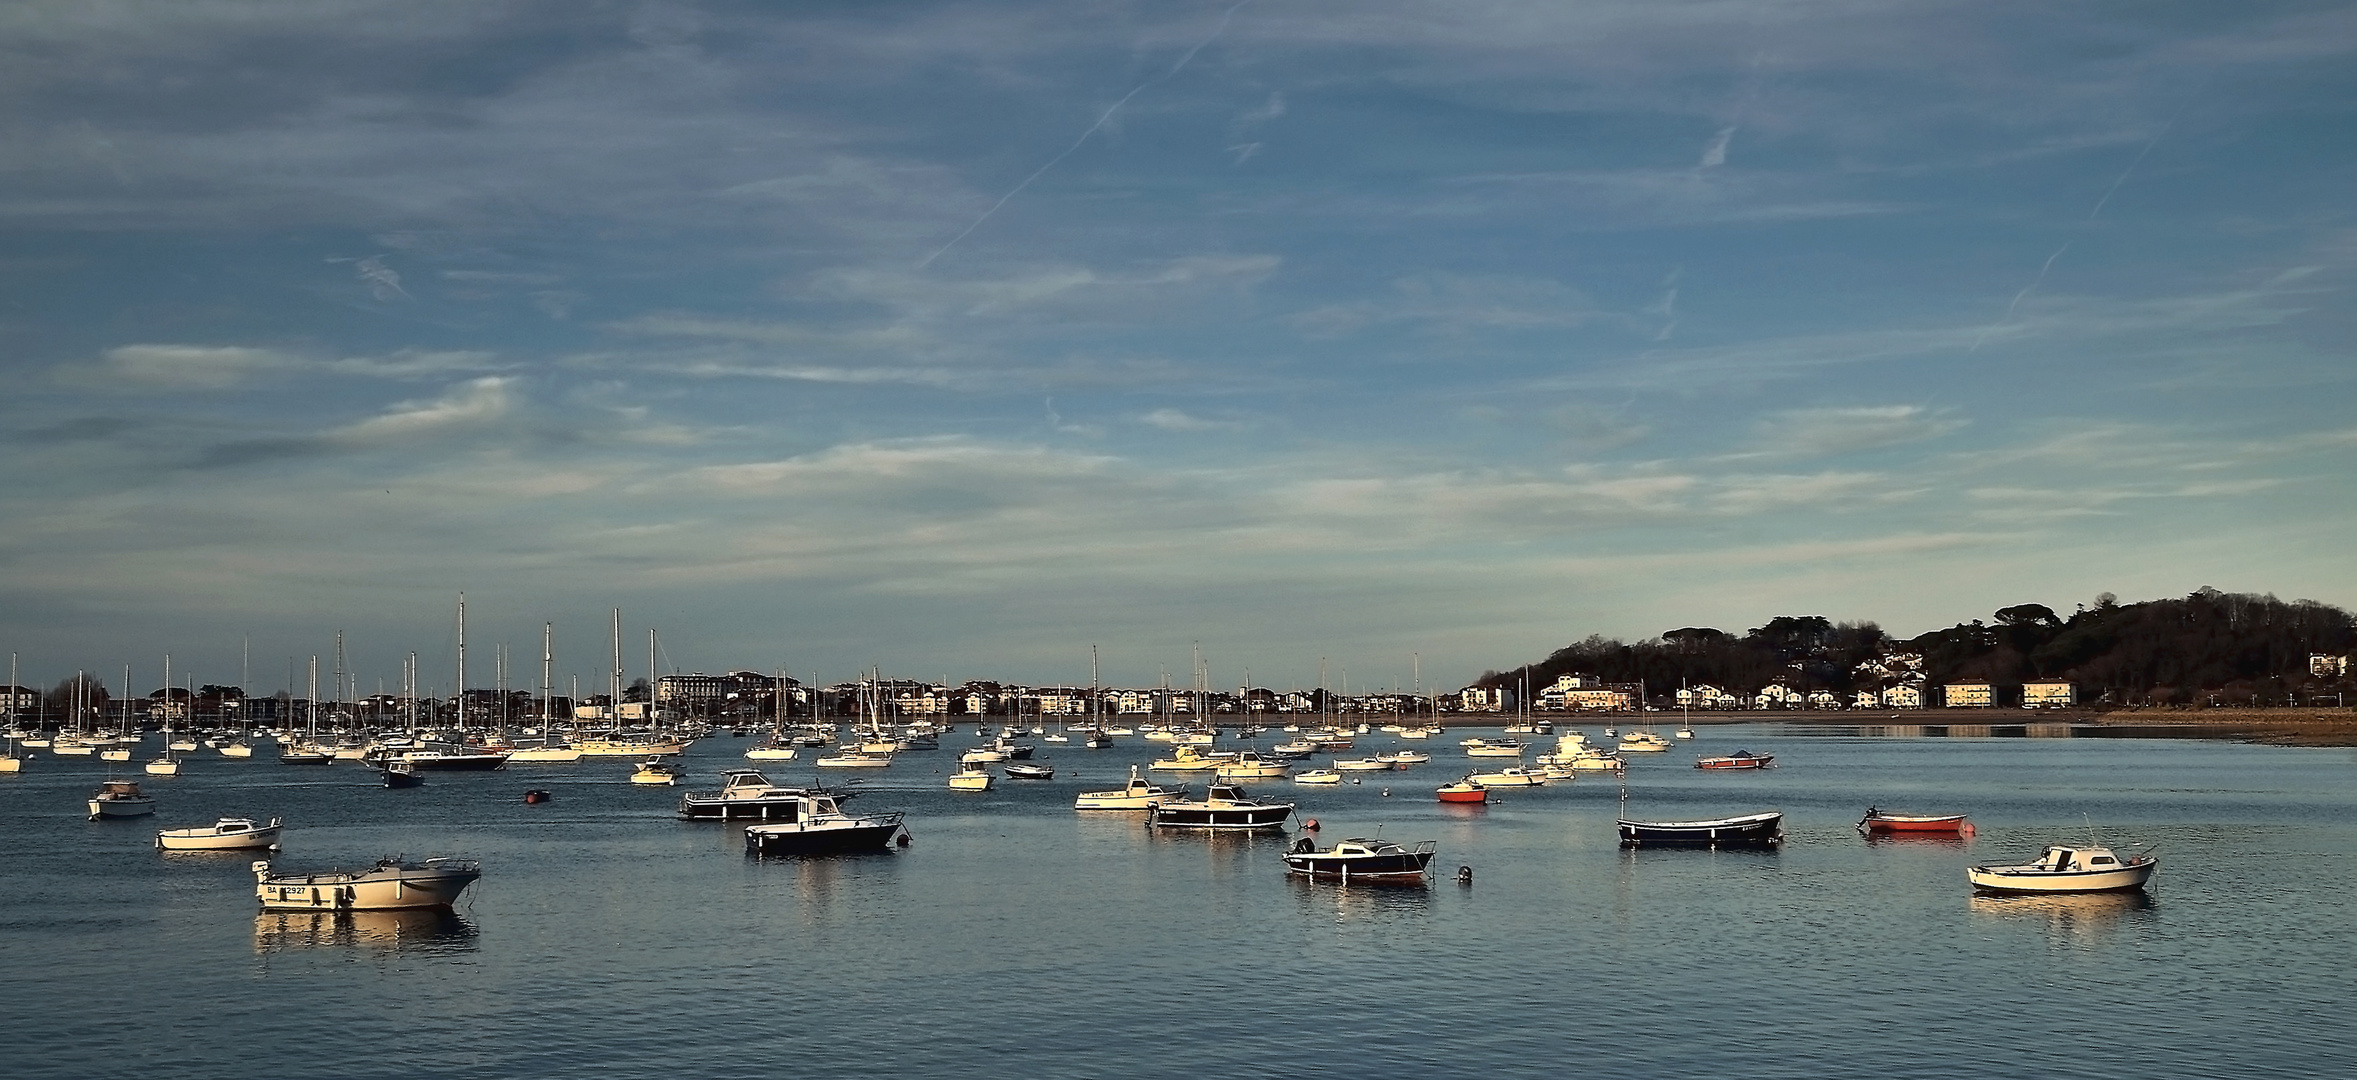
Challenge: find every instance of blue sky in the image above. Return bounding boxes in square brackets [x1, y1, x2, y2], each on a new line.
[3, 1, 2353, 697]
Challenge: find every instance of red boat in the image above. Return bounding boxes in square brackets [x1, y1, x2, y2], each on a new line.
[1695, 750, 1774, 770]
[1858, 808, 1972, 835]
[1436, 778, 1489, 804]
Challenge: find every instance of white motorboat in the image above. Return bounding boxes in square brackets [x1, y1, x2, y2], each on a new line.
[815, 751, 893, 768]
[1333, 756, 1397, 772]
[157, 817, 283, 851]
[630, 758, 679, 785]
[1293, 769, 1342, 785]
[948, 760, 994, 790]
[1462, 738, 1526, 758]
[1618, 731, 1672, 753]
[506, 742, 585, 763]
[88, 779, 157, 819]
[218, 740, 255, 758]
[743, 744, 800, 761]
[1388, 750, 1432, 765]
[1467, 766, 1545, 787]
[1215, 749, 1290, 780]
[253, 857, 480, 911]
[676, 769, 814, 819]
[961, 745, 1008, 763]
[1968, 845, 2158, 894]
[1073, 765, 1186, 810]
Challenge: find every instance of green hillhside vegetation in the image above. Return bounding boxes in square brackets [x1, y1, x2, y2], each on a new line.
[1486, 587, 2356, 707]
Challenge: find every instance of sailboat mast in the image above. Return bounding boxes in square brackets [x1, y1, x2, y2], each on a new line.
[454, 594, 467, 729]
[609, 608, 623, 729]
[541, 623, 553, 727]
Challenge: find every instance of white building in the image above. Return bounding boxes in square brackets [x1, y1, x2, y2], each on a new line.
[2022, 681, 2076, 708]
[1942, 682, 1994, 708]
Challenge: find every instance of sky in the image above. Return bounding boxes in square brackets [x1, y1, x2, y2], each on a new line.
[3, 0, 2354, 698]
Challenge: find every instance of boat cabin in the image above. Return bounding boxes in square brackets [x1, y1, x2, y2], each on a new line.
[2037, 846, 2128, 872]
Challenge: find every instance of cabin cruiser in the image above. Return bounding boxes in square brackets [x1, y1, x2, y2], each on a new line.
[1617, 811, 1783, 847]
[1002, 762, 1054, 780]
[814, 750, 894, 768]
[1333, 756, 1397, 772]
[1967, 845, 2157, 894]
[742, 790, 904, 856]
[1617, 731, 1673, 753]
[1436, 777, 1488, 803]
[1215, 749, 1290, 780]
[948, 759, 994, 790]
[1467, 766, 1545, 787]
[380, 760, 425, 787]
[630, 758, 679, 785]
[1461, 738, 1526, 758]
[157, 817, 283, 851]
[367, 739, 511, 771]
[1147, 782, 1294, 831]
[88, 779, 157, 819]
[253, 856, 480, 910]
[1695, 750, 1774, 770]
[1283, 836, 1438, 881]
[676, 769, 814, 820]
[1293, 769, 1342, 785]
[1073, 766, 1186, 810]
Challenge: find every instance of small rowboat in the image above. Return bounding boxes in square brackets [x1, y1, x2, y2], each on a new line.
[1858, 808, 1972, 834]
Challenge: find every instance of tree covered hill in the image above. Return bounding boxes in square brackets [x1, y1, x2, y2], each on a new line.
[1484, 588, 2356, 706]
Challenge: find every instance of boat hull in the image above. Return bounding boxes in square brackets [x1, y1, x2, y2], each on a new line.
[158, 819, 282, 851]
[743, 815, 904, 856]
[1617, 812, 1783, 847]
[1968, 858, 2157, 894]
[1148, 803, 1294, 830]
[88, 796, 157, 819]
[1861, 813, 1970, 833]
[254, 858, 480, 911]
[1283, 852, 1436, 881]
[1436, 783, 1488, 804]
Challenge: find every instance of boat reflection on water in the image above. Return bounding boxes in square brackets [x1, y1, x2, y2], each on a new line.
[1284, 871, 1433, 922]
[1968, 890, 2154, 939]
[253, 908, 478, 956]
[1862, 830, 1972, 848]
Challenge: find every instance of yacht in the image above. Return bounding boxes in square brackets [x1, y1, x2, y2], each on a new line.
[1466, 766, 1545, 787]
[1146, 782, 1294, 831]
[1073, 766, 1186, 810]
[156, 817, 283, 851]
[676, 769, 811, 820]
[253, 857, 480, 911]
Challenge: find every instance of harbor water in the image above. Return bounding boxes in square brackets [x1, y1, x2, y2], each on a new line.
[6, 725, 2355, 1080]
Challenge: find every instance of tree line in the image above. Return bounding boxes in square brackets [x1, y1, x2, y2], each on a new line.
[1482, 588, 2356, 707]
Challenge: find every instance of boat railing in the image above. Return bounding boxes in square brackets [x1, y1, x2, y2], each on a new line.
[1409, 840, 1439, 855]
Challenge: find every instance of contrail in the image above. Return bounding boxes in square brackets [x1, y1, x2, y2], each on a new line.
[919, 0, 1255, 269]
[1972, 95, 2196, 352]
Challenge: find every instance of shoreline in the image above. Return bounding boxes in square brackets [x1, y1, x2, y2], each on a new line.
[1464, 706, 2357, 747]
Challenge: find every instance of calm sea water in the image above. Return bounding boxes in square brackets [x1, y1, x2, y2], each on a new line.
[7, 725, 2354, 1080]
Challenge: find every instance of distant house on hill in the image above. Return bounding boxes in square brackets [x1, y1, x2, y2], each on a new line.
[2313, 654, 2351, 678]
[1458, 686, 1511, 712]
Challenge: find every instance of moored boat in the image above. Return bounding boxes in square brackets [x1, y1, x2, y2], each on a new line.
[1436, 777, 1488, 804]
[1332, 756, 1397, 772]
[1467, 766, 1544, 787]
[88, 778, 157, 819]
[676, 769, 809, 819]
[1283, 836, 1439, 882]
[253, 857, 480, 910]
[630, 758, 680, 785]
[1617, 811, 1783, 847]
[1002, 762, 1054, 780]
[1967, 845, 2157, 894]
[157, 817, 283, 851]
[379, 760, 425, 788]
[1858, 807, 1972, 834]
[948, 760, 994, 790]
[1696, 750, 1774, 770]
[742, 790, 904, 856]
[1293, 769, 1342, 785]
[1147, 781, 1294, 831]
[1073, 765, 1186, 810]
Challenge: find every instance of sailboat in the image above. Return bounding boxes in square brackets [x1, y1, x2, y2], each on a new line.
[745, 667, 800, 761]
[145, 658, 183, 775]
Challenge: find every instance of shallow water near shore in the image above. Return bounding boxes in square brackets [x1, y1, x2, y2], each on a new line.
[7, 725, 2354, 1080]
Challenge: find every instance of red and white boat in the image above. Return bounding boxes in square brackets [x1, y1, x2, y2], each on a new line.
[1695, 750, 1774, 770]
[1858, 808, 1973, 835]
[1436, 778, 1488, 804]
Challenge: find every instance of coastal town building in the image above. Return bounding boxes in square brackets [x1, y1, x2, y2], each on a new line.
[1881, 684, 1925, 709]
[2313, 654, 2350, 678]
[1755, 682, 1806, 709]
[2022, 681, 2076, 708]
[1457, 685, 1511, 712]
[1942, 681, 1995, 708]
